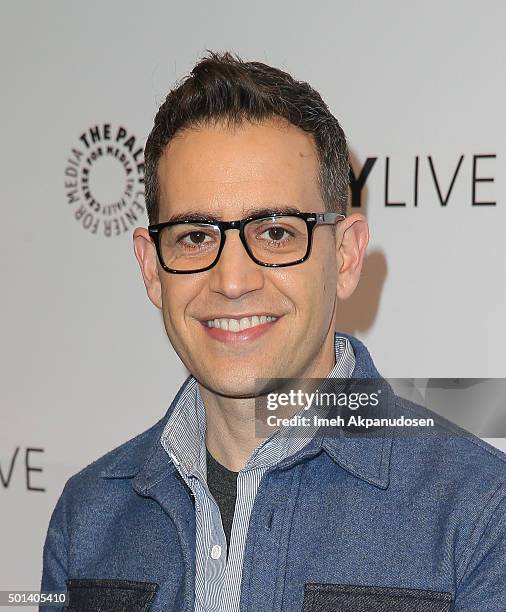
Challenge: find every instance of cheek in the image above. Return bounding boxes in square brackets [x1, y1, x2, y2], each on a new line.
[320, 245, 338, 294]
[272, 262, 335, 313]
[321, 264, 334, 297]
[160, 280, 198, 327]
[306, 257, 338, 316]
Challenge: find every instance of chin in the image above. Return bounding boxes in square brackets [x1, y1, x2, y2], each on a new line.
[199, 367, 274, 398]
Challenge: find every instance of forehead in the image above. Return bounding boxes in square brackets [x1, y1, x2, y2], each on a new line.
[156, 116, 322, 220]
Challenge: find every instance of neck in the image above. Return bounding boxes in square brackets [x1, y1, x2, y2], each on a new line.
[201, 331, 337, 472]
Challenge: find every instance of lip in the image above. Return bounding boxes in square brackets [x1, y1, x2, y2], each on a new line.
[198, 314, 281, 343]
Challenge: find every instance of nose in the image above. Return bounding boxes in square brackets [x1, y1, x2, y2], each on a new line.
[207, 229, 265, 299]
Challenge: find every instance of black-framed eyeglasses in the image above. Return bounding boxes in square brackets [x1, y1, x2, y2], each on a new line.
[148, 211, 346, 274]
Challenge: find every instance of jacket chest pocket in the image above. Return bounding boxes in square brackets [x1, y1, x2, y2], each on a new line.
[64, 578, 159, 611]
[302, 583, 453, 612]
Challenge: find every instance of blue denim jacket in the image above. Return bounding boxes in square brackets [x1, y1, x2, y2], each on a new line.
[40, 332, 506, 611]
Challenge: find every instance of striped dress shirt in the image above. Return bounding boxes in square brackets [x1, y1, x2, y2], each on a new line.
[160, 334, 356, 612]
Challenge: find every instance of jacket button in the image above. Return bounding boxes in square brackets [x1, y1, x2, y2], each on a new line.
[211, 544, 222, 559]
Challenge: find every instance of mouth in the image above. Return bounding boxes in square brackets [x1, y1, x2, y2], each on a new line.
[199, 313, 280, 342]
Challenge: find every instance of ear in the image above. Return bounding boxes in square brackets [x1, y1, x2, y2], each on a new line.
[132, 227, 162, 309]
[335, 213, 369, 300]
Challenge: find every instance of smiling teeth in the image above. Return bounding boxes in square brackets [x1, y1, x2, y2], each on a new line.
[206, 315, 277, 331]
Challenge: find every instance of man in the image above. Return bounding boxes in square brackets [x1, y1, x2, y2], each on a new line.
[41, 51, 506, 611]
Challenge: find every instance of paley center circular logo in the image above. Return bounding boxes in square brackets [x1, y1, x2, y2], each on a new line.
[64, 123, 145, 237]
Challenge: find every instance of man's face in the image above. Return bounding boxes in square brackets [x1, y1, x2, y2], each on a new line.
[152, 117, 341, 397]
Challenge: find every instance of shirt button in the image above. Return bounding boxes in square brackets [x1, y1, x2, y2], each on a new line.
[169, 452, 180, 466]
[210, 544, 222, 559]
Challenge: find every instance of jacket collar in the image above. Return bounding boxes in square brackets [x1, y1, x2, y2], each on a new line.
[100, 332, 393, 491]
[317, 331, 394, 489]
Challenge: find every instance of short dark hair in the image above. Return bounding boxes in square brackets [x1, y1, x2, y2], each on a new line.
[144, 50, 350, 225]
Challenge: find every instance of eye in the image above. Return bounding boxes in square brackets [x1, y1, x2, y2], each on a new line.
[180, 231, 213, 246]
[261, 226, 291, 242]
[254, 222, 298, 248]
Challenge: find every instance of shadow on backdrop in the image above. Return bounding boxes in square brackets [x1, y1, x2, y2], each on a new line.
[336, 148, 387, 335]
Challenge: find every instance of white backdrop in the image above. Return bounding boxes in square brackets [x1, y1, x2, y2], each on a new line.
[1, 0, 505, 601]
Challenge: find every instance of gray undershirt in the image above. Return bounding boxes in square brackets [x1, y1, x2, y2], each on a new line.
[206, 446, 238, 559]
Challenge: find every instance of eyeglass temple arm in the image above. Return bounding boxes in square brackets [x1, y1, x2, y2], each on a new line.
[314, 212, 346, 225]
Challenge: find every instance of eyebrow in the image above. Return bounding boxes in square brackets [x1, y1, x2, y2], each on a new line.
[163, 205, 303, 224]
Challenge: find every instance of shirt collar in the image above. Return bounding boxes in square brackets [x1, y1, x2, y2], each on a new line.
[100, 332, 394, 491]
[159, 377, 204, 477]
